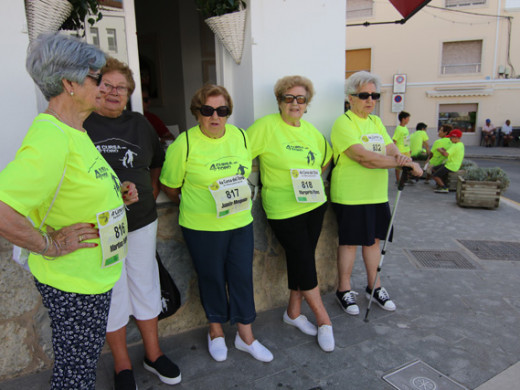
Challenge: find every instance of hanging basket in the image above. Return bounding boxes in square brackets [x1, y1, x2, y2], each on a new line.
[205, 8, 246, 65]
[25, 0, 73, 42]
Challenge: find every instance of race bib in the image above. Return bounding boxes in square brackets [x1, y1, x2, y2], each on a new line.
[360, 134, 386, 155]
[96, 205, 128, 268]
[209, 175, 251, 218]
[291, 169, 325, 203]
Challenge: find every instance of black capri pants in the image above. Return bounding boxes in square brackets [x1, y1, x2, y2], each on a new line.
[268, 203, 327, 291]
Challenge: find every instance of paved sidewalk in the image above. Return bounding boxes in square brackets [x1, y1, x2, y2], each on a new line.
[3, 146, 520, 390]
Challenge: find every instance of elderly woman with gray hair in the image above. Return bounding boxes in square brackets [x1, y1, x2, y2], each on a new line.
[330, 71, 421, 317]
[0, 33, 137, 389]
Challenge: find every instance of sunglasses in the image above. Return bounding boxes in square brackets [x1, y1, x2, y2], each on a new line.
[199, 105, 230, 117]
[282, 94, 307, 104]
[350, 92, 381, 100]
[87, 72, 102, 86]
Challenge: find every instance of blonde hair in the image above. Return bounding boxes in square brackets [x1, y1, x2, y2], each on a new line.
[274, 75, 315, 105]
[101, 57, 136, 95]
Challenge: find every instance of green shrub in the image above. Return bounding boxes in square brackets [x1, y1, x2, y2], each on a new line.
[195, 0, 247, 18]
[462, 167, 510, 191]
[460, 159, 478, 170]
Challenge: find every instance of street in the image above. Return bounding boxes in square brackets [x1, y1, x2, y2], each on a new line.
[473, 158, 520, 203]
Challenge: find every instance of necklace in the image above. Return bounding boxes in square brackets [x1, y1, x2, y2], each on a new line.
[199, 125, 225, 139]
[45, 108, 85, 132]
[46, 108, 65, 123]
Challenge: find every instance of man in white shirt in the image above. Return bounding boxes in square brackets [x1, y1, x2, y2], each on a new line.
[502, 119, 513, 147]
[482, 119, 496, 147]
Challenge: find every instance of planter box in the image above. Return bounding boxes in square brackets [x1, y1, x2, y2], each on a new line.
[447, 170, 465, 191]
[456, 176, 501, 209]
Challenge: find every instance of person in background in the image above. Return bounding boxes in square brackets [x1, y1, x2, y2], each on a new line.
[502, 120, 513, 147]
[85, 58, 180, 389]
[410, 122, 430, 160]
[424, 124, 452, 184]
[431, 129, 465, 193]
[330, 71, 422, 317]
[0, 33, 137, 389]
[160, 84, 273, 363]
[142, 88, 175, 144]
[482, 118, 496, 147]
[392, 111, 411, 183]
[248, 75, 335, 353]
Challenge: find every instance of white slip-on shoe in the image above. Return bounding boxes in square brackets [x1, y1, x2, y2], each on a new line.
[234, 332, 273, 362]
[283, 311, 318, 336]
[207, 333, 228, 362]
[317, 325, 335, 352]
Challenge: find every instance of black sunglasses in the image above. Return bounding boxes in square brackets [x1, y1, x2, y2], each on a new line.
[350, 92, 381, 100]
[87, 72, 103, 86]
[282, 94, 307, 104]
[199, 105, 230, 117]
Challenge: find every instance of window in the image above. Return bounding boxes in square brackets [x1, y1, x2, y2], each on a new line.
[441, 40, 482, 74]
[347, 0, 373, 19]
[345, 48, 371, 79]
[90, 27, 100, 47]
[446, 0, 486, 8]
[438, 103, 477, 132]
[106, 28, 118, 52]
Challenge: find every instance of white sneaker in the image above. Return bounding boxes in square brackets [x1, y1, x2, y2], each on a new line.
[207, 333, 227, 362]
[234, 333, 273, 362]
[317, 325, 335, 352]
[283, 311, 318, 336]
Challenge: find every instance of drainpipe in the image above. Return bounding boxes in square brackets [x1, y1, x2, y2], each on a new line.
[492, 0, 502, 79]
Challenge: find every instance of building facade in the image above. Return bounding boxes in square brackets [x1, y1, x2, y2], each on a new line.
[346, 0, 520, 145]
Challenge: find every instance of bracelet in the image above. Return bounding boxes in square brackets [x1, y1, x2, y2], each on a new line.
[42, 238, 60, 261]
[30, 229, 51, 256]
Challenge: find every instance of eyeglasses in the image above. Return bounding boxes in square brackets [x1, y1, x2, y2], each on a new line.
[199, 105, 230, 117]
[101, 81, 129, 96]
[350, 92, 381, 100]
[282, 94, 307, 104]
[86, 72, 102, 86]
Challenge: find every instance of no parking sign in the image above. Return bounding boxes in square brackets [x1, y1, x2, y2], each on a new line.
[392, 94, 405, 113]
[393, 74, 407, 93]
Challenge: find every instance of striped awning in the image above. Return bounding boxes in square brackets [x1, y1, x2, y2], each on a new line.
[426, 89, 494, 97]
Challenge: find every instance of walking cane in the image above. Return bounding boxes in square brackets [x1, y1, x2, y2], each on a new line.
[364, 166, 412, 323]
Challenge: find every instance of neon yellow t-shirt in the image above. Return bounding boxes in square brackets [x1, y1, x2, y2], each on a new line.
[429, 137, 452, 167]
[247, 113, 332, 220]
[410, 130, 429, 156]
[0, 114, 124, 294]
[160, 124, 253, 231]
[445, 142, 465, 172]
[392, 125, 410, 154]
[330, 111, 393, 205]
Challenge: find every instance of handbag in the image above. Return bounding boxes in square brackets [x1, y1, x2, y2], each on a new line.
[156, 251, 181, 320]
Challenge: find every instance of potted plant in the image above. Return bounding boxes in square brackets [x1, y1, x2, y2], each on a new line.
[25, 0, 102, 42]
[60, 0, 102, 32]
[195, 0, 247, 64]
[446, 158, 477, 191]
[456, 167, 509, 209]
